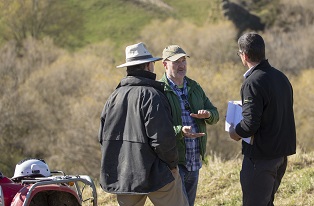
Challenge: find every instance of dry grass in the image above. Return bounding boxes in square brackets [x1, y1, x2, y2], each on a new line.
[93, 150, 314, 206]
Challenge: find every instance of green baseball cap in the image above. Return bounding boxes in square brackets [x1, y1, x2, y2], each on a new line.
[162, 45, 190, 61]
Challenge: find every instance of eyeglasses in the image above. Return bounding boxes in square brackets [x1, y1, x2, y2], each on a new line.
[180, 94, 191, 112]
[237, 51, 243, 57]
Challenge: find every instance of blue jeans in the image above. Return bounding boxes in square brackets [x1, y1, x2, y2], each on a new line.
[178, 165, 199, 206]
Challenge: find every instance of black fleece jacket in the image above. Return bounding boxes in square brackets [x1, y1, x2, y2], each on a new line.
[235, 60, 296, 159]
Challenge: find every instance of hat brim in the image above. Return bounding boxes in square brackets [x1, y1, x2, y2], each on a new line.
[163, 54, 190, 62]
[116, 57, 162, 68]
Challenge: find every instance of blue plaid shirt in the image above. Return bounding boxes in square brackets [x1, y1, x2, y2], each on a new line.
[167, 77, 202, 171]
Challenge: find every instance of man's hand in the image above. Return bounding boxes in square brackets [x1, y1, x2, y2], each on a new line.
[182, 126, 205, 138]
[190, 110, 210, 119]
[170, 167, 178, 174]
[228, 124, 241, 141]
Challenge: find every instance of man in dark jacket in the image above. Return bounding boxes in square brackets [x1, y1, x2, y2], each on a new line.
[228, 33, 296, 206]
[98, 42, 188, 206]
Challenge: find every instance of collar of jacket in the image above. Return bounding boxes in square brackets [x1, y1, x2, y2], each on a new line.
[118, 70, 165, 93]
[127, 70, 156, 80]
[246, 59, 271, 78]
[160, 73, 197, 93]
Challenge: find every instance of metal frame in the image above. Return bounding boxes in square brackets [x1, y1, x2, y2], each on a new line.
[0, 186, 4, 206]
[21, 173, 97, 206]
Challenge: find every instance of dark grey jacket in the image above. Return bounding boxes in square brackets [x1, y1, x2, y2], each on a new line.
[236, 60, 296, 159]
[98, 70, 178, 194]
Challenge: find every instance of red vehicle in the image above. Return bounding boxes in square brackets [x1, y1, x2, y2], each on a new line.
[0, 159, 97, 206]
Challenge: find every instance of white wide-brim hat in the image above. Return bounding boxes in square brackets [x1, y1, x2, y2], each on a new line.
[116, 42, 162, 68]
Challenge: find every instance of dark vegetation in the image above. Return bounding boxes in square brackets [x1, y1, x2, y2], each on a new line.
[221, 0, 265, 38]
[0, 0, 313, 181]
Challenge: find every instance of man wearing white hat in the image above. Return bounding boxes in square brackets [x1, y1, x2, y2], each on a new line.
[98, 42, 189, 206]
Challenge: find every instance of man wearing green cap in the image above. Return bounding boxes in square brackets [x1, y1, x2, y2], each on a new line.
[160, 45, 219, 206]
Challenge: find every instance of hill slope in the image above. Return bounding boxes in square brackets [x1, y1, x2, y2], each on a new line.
[95, 150, 314, 206]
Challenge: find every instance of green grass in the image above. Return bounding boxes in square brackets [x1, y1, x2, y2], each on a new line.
[74, 0, 222, 60]
[0, 0, 219, 50]
[163, 0, 220, 25]
[67, 0, 220, 57]
[92, 151, 314, 206]
[80, 0, 164, 44]
[79, 0, 218, 45]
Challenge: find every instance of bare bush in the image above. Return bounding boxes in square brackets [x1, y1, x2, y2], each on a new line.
[291, 69, 314, 152]
[273, 0, 314, 31]
[263, 25, 314, 74]
[187, 62, 245, 159]
[0, 37, 63, 175]
[19, 41, 124, 177]
[0, 37, 122, 177]
[0, 0, 84, 48]
[140, 19, 238, 68]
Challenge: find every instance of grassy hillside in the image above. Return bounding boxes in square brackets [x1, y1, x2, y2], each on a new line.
[1, 0, 314, 194]
[0, 0, 222, 52]
[79, 0, 165, 46]
[74, 0, 220, 46]
[93, 150, 314, 206]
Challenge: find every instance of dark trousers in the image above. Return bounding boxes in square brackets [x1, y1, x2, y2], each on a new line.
[240, 156, 287, 206]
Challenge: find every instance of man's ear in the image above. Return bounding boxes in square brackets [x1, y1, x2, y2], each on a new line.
[147, 63, 152, 72]
[162, 61, 167, 68]
[243, 53, 250, 62]
[144, 65, 148, 71]
[145, 62, 152, 72]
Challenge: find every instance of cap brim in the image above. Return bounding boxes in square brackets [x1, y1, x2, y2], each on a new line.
[163, 54, 190, 62]
[116, 57, 162, 68]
